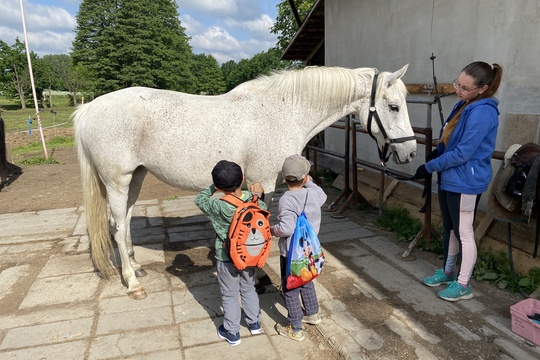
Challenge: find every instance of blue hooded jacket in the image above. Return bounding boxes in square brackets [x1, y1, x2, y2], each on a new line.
[425, 98, 499, 195]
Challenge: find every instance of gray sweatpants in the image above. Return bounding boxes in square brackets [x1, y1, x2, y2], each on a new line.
[216, 260, 261, 334]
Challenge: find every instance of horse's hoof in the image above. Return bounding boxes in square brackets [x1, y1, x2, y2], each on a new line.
[128, 288, 147, 300]
[134, 268, 147, 277]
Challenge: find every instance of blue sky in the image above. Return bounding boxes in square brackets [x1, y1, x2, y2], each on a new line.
[0, 0, 281, 63]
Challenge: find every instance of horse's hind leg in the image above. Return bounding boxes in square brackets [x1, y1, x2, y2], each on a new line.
[107, 178, 147, 300]
[125, 166, 149, 278]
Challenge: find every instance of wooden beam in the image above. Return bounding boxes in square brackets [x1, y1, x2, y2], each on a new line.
[474, 214, 495, 243]
[406, 83, 455, 95]
[382, 179, 400, 203]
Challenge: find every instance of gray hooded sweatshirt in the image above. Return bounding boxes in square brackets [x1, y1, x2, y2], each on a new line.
[271, 180, 327, 257]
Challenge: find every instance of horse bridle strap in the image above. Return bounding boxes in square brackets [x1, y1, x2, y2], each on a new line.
[366, 71, 417, 180]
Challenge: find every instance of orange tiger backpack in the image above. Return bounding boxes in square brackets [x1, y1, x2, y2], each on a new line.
[220, 194, 272, 270]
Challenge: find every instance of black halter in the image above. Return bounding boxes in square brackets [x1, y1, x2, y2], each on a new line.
[366, 71, 416, 179]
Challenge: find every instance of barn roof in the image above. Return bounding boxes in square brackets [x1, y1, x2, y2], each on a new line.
[281, 0, 325, 65]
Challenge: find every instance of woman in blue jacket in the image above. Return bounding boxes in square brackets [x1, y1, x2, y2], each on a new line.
[412, 61, 503, 301]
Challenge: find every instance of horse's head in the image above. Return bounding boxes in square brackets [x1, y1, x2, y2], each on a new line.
[355, 65, 417, 164]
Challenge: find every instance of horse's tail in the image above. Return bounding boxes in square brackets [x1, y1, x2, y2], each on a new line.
[72, 104, 116, 279]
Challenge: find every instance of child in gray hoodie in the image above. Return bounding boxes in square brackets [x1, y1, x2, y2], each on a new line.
[271, 155, 327, 341]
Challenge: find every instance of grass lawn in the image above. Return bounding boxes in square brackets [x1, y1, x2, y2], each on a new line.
[0, 95, 77, 133]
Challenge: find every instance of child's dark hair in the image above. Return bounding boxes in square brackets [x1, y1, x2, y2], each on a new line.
[285, 176, 304, 185]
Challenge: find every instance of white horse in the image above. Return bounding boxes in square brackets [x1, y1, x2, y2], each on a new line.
[73, 65, 416, 299]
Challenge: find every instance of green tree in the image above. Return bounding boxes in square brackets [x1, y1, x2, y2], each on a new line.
[41, 54, 71, 107]
[67, 63, 91, 106]
[71, 0, 195, 96]
[41, 54, 90, 106]
[0, 38, 37, 109]
[271, 0, 316, 52]
[221, 60, 242, 92]
[190, 54, 226, 95]
[220, 48, 290, 92]
[0, 40, 11, 95]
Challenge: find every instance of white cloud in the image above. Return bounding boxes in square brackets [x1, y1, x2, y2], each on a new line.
[180, 1, 278, 63]
[177, 0, 264, 21]
[180, 14, 204, 35]
[224, 13, 275, 41]
[30, 30, 74, 55]
[0, 0, 75, 55]
[177, 0, 238, 17]
[26, 4, 76, 31]
[191, 26, 241, 52]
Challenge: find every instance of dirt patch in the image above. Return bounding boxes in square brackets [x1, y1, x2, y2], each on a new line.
[1, 127, 194, 214]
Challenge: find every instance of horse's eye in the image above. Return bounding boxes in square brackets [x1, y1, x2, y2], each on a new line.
[389, 105, 399, 112]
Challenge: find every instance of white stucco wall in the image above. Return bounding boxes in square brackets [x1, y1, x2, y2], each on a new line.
[322, 0, 540, 209]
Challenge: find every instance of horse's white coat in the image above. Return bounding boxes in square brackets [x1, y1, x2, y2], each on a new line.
[73, 65, 416, 298]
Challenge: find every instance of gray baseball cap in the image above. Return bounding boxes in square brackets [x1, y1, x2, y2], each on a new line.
[282, 154, 311, 181]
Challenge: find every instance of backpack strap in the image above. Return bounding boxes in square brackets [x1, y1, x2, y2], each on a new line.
[302, 191, 309, 213]
[220, 193, 259, 207]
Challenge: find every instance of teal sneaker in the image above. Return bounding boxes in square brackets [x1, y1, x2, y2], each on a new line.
[423, 269, 456, 287]
[437, 281, 473, 301]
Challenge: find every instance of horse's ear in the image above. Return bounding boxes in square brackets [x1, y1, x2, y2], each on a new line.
[387, 64, 409, 86]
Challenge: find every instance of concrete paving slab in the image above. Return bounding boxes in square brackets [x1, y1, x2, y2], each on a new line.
[170, 268, 218, 290]
[174, 299, 223, 322]
[96, 305, 173, 334]
[131, 228, 167, 245]
[99, 291, 172, 315]
[87, 328, 180, 360]
[0, 317, 93, 349]
[183, 333, 278, 360]
[126, 349, 184, 360]
[19, 272, 99, 309]
[39, 253, 93, 277]
[0, 306, 95, 332]
[0, 265, 31, 302]
[73, 214, 87, 236]
[0, 340, 87, 360]
[100, 269, 172, 299]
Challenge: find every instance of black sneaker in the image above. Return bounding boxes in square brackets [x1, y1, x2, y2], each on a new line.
[217, 325, 241, 346]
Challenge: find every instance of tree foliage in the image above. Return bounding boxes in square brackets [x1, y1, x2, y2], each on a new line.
[0, 38, 45, 109]
[271, 0, 316, 52]
[221, 48, 291, 92]
[190, 54, 226, 95]
[71, 0, 195, 96]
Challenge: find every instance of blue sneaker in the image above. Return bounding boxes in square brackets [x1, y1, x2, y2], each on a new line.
[247, 321, 263, 335]
[437, 281, 473, 301]
[423, 268, 456, 287]
[217, 325, 241, 346]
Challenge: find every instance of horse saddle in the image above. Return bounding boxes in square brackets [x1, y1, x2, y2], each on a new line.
[492, 143, 540, 223]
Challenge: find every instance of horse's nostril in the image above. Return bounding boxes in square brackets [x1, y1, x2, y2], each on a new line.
[410, 151, 417, 158]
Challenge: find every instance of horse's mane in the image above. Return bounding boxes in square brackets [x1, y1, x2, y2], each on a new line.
[246, 66, 371, 111]
[234, 66, 406, 112]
